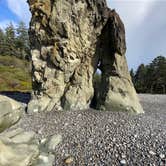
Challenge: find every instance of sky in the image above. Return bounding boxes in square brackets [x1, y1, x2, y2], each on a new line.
[0, 0, 165, 70]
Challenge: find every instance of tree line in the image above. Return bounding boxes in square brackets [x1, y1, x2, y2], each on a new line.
[0, 22, 30, 60]
[0, 22, 165, 94]
[130, 56, 166, 94]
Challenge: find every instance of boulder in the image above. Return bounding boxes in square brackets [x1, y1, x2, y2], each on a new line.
[0, 128, 62, 166]
[27, 0, 143, 113]
[0, 95, 23, 133]
[0, 139, 39, 166]
[0, 95, 63, 165]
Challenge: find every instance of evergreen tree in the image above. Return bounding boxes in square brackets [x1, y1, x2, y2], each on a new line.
[0, 21, 30, 60]
[135, 64, 147, 93]
[0, 28, 5, 55]
[133, 56, 166, 94]
[130, 68, 135, 84]
[148, 56, 166, 93]
[4, 22, 16, 56]
[15, 21, 30, 60]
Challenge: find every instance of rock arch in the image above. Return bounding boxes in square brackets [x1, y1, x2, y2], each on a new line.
[27, 0, 143, 113]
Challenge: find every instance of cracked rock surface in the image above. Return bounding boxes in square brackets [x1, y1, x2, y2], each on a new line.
[28, 0, 143, 113]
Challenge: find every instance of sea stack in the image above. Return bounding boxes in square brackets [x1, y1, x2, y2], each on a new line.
[27, 0, 144, 114]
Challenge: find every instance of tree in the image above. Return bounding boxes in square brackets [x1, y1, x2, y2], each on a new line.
[15, 21, 30, 60]
[4, 22, 16, 56]
[135, 64, 147, 93]
[0, 21, 31, 60]
[133, 56, 166, 94]
[0, 28, 5, 55]
[147, 56, 166, 93]
[130, 68, 135, 84]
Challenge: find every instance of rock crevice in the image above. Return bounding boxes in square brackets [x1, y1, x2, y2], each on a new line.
[28, 0, 143, 113]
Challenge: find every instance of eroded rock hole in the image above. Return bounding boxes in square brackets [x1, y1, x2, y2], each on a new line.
[90, 64, 102, 109]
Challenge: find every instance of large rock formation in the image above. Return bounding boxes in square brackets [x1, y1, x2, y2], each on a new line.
[28, 0, 143, 113]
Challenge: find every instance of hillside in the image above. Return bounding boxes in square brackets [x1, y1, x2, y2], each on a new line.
[0, 55, 32, 92]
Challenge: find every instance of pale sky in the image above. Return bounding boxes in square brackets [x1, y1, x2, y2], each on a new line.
[0, 0, 165, 69]
[109, 0, 166, 69]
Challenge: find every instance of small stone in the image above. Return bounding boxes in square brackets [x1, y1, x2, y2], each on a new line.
[115, 154, 119, 158]
[77, 114, 82, 118]
[121, 154, 126, 158]
[159, 154, 165, 159]
[120, 159, 126, 165]
[88, 138, 93, 144]
[65, 156, 74, 164]
[112, 138, 116, 142]
[149, 150, 156, 155]
[64, 123, 69, 126]
[38, 127, 44, 134]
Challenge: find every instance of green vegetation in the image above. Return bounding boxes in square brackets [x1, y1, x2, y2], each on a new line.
[130, 56, 166, 94]
[0, 55, 31, 92]
[0, 21, 30, 60]
[0, 56, 31, 92]
[0, 22, 31, 92]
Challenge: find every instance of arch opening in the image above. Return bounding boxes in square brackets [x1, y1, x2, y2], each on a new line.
[90, 63, 102, 109]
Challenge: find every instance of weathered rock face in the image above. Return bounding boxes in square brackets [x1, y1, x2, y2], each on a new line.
[0, 95, 62, 166]
[96, 11, 144, 113]
[0, 95, 23, 133]
[28, 0, 143, 113]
